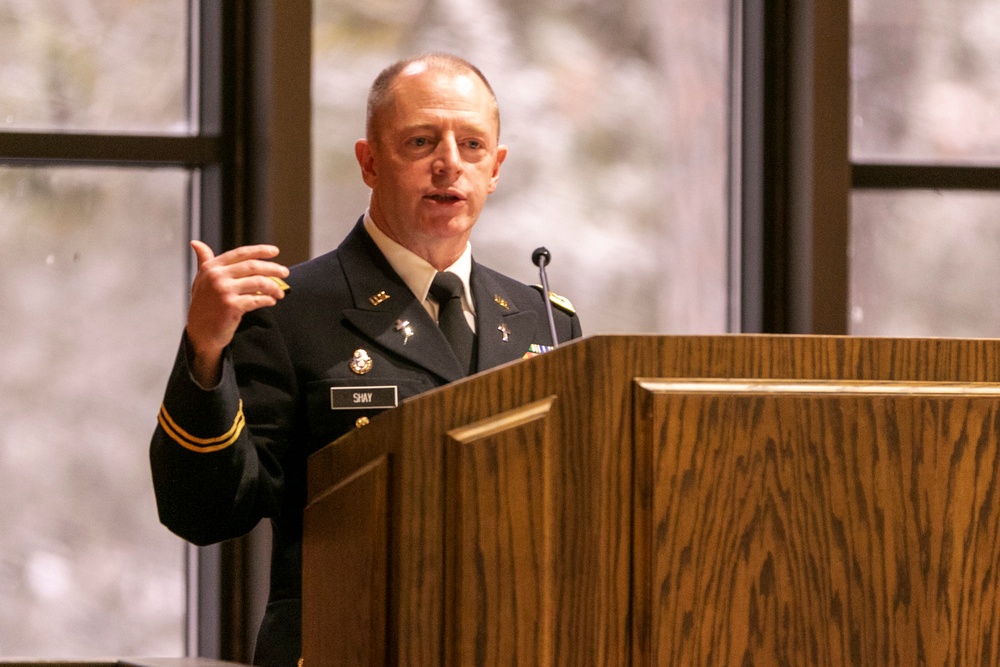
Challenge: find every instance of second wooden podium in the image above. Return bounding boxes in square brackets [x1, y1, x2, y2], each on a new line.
[302, 335, 1000, 666]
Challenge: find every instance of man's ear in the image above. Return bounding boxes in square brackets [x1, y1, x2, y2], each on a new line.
[488, 144, 508, 193]
[355, 139, 377, 188]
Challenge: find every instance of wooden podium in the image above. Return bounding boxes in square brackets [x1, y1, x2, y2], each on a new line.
[302, 335, 1000, 666]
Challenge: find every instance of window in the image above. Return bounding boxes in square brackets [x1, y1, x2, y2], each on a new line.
[0, 0, 229, 657]
[850, 0, 1000, 336]
[312, 0, 735, 334]
[0, 166, 188, 655]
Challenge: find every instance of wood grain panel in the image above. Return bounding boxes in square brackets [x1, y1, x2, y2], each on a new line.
[304, 336, 1000, 666]
[302, 456, 388, 667]
[636, 380, 1000, 667]
[444, 398, 556, 666]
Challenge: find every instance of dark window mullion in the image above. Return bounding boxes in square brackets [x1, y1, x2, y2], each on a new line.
[852, 163, 1000, 191]
[0, 132, 221, 167]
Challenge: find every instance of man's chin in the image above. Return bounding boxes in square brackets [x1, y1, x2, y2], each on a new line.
[419, 215, 476, 239]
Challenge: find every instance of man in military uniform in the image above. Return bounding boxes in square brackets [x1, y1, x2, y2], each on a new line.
[150, 53, 581, 666]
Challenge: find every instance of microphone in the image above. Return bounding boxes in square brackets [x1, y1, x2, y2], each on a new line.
[532, 247, 560, 348]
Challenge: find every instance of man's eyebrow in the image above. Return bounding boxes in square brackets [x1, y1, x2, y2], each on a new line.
[401, 119, 493, 134]
[401, 122, 439, 134]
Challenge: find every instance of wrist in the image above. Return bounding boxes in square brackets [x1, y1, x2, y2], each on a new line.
[183, 330, 225, 389]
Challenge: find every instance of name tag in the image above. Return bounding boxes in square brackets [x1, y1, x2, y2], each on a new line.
[330, 385, 398, 410]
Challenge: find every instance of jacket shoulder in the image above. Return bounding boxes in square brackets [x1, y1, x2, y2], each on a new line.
[529, 284, 576, 315]
[473, 263, 578, 318]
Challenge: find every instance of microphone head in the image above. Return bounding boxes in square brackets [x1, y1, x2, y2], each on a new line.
[532, 247, 551, 267]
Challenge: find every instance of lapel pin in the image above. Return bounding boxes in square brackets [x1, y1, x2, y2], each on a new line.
[349, 349, 373, 375]
[498, 323, 511, 342]
[494, 294, 509, 309]
[369, 290, 390, 306]
[394, 319, 415, 344]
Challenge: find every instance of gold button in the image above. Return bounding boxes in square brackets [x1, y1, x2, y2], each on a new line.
[355, 416, 370, 428]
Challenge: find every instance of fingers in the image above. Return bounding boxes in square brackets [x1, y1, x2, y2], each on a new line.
[239, 274, 290, 301]
[189, 241, 291, 313]
[200, 269, 289, 306]
[190, 239, 216, 268]
[190, 241, 289, 281]
[191, 240, 283, 268]
[226, 258, 291, 282]
[213, 243, 282, 265]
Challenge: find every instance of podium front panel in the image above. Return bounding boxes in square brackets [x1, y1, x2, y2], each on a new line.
[635, 379, 1000, 667]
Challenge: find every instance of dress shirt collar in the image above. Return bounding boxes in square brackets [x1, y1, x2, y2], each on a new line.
[363, 211, 475, 317]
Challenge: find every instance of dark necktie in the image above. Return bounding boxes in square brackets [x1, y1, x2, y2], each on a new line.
[429, 271, 476, 375]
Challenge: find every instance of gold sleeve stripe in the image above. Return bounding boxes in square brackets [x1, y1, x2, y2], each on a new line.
[157, 400, 245, 453]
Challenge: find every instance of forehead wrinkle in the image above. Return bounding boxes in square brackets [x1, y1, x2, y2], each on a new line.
[398, 115, 494, 134]
[373, 70, 500, 144]
[387, 108, 498, 144]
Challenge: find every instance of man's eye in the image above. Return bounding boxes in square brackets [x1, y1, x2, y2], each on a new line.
[466, 140, 483, 150]
[411, 137, 430, 147]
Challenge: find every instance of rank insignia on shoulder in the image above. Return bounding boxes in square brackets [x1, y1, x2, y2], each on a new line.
[531, 285, 575, 314]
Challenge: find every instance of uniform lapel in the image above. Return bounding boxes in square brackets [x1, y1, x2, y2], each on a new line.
[337, 222, 465, 383]
[472, 263, 539, 371]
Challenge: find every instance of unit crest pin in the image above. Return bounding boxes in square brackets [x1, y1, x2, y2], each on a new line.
[349, 349, 373, 375]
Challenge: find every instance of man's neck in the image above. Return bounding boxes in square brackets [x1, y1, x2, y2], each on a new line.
[368, 214, 468, 271]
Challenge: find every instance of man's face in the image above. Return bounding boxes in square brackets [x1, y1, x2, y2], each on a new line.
[355, 64, 508, 267]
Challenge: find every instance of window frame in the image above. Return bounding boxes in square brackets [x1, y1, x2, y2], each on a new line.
[0, 0, 236, 658]
[736, 0, 851, 334]
[738, 0, 1000, 337]
[0, 0, 310, 661]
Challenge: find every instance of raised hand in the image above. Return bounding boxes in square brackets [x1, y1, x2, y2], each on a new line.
[185, 240, 290, 387]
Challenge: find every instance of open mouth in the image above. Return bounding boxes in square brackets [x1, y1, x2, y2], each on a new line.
[426, 193, 463, 204]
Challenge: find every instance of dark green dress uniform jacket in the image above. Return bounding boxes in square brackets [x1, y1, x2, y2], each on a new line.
[149, 218, 582, 667]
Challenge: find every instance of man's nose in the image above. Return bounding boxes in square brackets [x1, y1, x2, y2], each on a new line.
[432, 136, 461, 176]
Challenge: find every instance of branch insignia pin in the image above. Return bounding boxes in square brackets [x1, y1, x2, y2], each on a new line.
[498, 323, 511, 342]
[394, 319, 415, 344]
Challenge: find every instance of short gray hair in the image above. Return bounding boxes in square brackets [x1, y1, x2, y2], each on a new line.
[366, 53, 500, 144]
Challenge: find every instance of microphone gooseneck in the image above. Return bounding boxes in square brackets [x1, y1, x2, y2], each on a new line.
[532, 247, 560, 348]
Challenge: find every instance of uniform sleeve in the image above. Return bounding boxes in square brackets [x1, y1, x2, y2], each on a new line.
[555, 296, 582, 343]
[569, 311, 582, 341]
[149, 310, 296, 546]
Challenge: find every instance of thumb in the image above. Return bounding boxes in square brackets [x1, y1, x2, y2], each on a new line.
[190, 239, 215, 268]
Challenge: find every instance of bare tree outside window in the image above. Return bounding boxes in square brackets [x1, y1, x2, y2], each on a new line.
[850, 0, 1000, 336]
[0, 0, 187, 132]
[0, 167, 188, 656]
[0, 0, 189, 657]
[312, 0, 732, 335]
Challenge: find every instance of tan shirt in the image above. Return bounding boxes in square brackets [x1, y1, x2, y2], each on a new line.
[363, 211, 477, 332]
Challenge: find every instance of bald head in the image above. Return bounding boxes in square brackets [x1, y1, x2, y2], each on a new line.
[365, 53, 500, 146]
